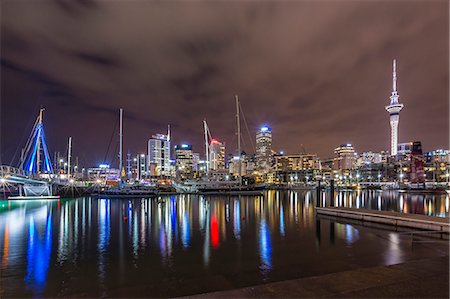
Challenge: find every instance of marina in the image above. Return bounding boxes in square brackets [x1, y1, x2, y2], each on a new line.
[0, 190, 448, 297]
[1, 1, 448, 298]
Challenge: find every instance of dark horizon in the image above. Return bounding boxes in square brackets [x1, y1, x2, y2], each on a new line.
[1, 0, 449, 168]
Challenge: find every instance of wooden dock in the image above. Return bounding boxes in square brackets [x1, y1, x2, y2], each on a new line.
[315, 207, 449, 232]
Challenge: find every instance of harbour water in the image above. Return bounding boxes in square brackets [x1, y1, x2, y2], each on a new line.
[0, 190, 448, 297]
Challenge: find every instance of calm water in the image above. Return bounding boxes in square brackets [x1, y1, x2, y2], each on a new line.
[0, 190, 448, 297]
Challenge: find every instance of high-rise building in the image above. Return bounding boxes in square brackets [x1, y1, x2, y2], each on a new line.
[192, 152, 200, 172]
[174, 144, 193, 180]
[256, 126, 273, 173]
[385, 59, 404, 156]
[148, 129, 171, 176]
[334, 144, 356, 170]
[134, 153, 147, 180]
[397, 142, 413, 156]
[209, 139, 225, 171]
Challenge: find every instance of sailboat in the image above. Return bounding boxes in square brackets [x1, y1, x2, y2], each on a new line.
[175, 95, 264, 195]
[92, 108, 157, 198]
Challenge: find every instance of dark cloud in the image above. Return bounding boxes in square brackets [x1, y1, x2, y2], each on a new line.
[1, 0, 448, 167]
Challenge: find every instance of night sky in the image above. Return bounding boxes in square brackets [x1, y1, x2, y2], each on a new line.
[1, 0, 448, 168]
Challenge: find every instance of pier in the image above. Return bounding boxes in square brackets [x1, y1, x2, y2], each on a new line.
[315, 207, 450, 232]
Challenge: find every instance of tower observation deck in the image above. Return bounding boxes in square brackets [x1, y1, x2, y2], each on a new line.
[385, 59, 404, 156]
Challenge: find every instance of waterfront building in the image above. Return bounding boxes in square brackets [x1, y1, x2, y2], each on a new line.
[245, 154, 257, 175]
[174, 144, 193, 180]
[256, 126, 273, 173]
[148, 162, 157, 176]
[148, 130, 171, 176]
[197, 160, 207, 173]
[424, 149, 450, 182]
[87, 164, 120, 182]
[425, 149, 450, 163]
[137, 154, 147, 180]
[131, 156, 139, 179]
[228, 154, 247, 178]
[192, 152, 200, 171]
[409, 141, 425, 184]
[273, 153, 320, 183]
[356, 151, 383, 167]
[398, 142, 413, 156]
[274, 154, 320, 172]
[385, 59, 404, 156]
[209, 139, 225, 171]
[333, 144, 357, 170]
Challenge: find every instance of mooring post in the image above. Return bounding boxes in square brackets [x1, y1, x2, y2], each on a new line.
[330, 179, 335, 207]
[316, 180, 321, 207]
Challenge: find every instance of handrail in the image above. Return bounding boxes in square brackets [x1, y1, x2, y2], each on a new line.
[0, 165, 26, 177]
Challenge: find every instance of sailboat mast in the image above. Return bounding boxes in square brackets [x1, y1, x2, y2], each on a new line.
[68, 136, 72, 177]
[235, 95, 242, 186]
[119, 108, 123, 183]
[203, 119, 209, 173]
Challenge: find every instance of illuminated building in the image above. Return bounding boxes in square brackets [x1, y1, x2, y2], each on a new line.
[410, 141, 425, 184]
[274, 154, 320, 172]
[398, 142, 413, 156]
[174, 144, 193, 180]
[356, 151, 383, 167]
[148, 129, 171, 176]
[334, 144, 356, 170]
[229, 155, 247, 177]
[137, 154, 147, 179]
[209, 139, 225, 171]
[192, 153, 200, 171]
[425, 149, 450, 163]
[385, 59, 404, 156]
[87, 164, 120, 181]
[273, 153, 320, 183]
[256, 126, 273, 173]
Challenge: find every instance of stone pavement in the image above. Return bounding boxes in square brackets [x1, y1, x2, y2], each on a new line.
[186, 256, 449, 298]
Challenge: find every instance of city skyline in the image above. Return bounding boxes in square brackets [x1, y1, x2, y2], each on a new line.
[1, 1, 448, 167]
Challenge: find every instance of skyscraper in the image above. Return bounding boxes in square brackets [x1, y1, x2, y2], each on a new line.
[385, 59, 404, 156]
[256, 126, 273, 173]
[209, 139, 225, 171]
[174, 144, 193, 180]
[148, 127, 171, 176]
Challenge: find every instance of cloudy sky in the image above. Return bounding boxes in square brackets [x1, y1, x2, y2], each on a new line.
[1, 0, 448, 167]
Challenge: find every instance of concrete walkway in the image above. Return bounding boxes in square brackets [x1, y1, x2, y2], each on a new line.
[316, 207, 450, 232]
[186, 256, 449, 298]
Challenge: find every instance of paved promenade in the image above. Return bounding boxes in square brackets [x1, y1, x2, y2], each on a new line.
[187, 256, 449, 298]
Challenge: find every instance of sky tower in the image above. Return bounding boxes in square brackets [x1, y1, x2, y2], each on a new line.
[385, 59, 404, 156]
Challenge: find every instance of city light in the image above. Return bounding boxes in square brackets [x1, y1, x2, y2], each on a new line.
[0, 3, 448, 299]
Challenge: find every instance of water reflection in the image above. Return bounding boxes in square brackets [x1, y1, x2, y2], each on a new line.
[0, 190, 448, 297]
[25, 210, 52, 292]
